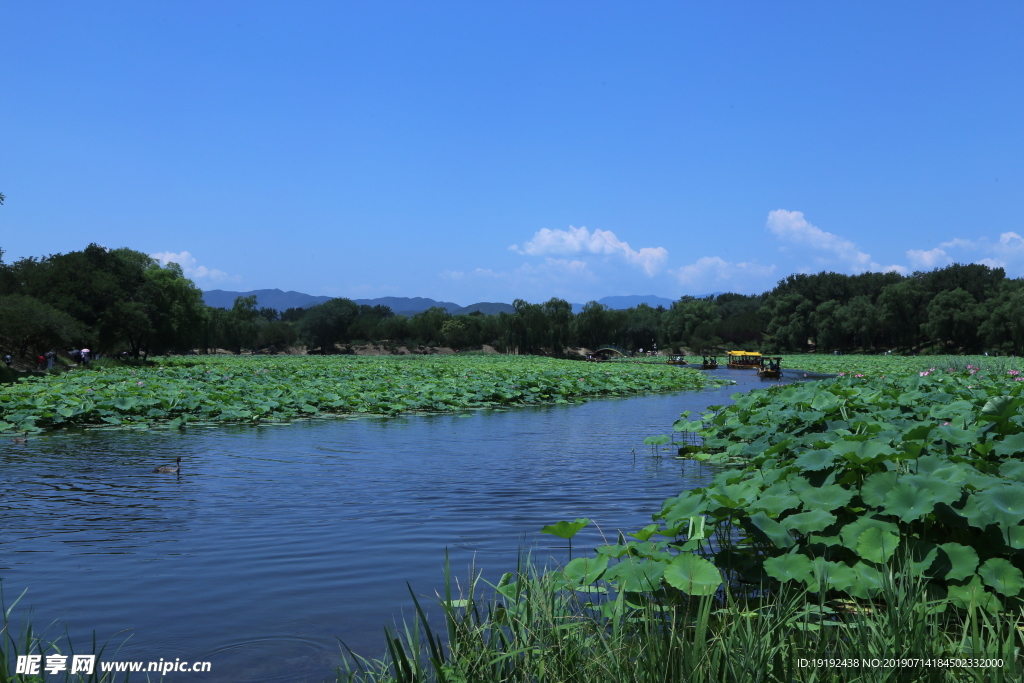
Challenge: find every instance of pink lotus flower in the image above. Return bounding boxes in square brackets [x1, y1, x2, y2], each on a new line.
[855, 374, 864, 377]
[136, 381, 144, 387]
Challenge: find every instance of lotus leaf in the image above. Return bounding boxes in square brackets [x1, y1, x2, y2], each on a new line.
[882, 482, 938, 523]
[750, 494, 801, 517]
[541, 518, 590, 540]
[994, 433, 1024, 457]
[663, 553, 723, 596]
[604, 558, 666, 593]
[860, 471, 898, 507]
[976, 484, 1024, 526]
[747, 511, 795, 549]
[855, 526, 899, 564]
[839, 516, 899, 553]
[998, 461, 1024, 483]
[793, 449, 836, 471]
[934, 543, 979, 581]
[947, 574, 1001, 612]
[561, 555, 609, 587]
[781, 509, 836, 534]
[798, 485, 853, 512]
[763, 553, 814, 584]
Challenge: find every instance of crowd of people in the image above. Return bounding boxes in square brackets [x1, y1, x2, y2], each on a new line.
[2, 349, 98, 372]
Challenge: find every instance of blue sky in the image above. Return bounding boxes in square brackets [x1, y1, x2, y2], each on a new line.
[2, 3, 1023, 305]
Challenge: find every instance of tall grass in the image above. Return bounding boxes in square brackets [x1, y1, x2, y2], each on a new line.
[338, 560, 1023, 683]
[1, 589, 122, 683]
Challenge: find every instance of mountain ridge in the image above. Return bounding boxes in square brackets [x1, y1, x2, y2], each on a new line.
[201, 289, 725, 315]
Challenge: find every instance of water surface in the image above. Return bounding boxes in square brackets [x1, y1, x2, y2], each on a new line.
[1, 368, 797, 682]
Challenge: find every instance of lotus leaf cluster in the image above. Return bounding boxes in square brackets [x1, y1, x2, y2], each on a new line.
[554, 361, 1024, 613]
[0, 355, 725, 433]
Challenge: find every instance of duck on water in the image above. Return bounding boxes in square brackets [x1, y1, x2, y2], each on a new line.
[153, 457, 182, 474]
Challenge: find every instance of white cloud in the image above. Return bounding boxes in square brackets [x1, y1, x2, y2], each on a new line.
[510, 225, 668, 276]
[903, 231, 1024, 274]
[766, 210, 873, 271]
[150, 251, 239, 285]
[906, 248, 951, 270]
[671, 256, 776, 288]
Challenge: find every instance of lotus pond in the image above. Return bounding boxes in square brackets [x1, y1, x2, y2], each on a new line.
[0, 355, 725, 434]
[0, 359, 760, 683]
[538, 355, 1024, 670]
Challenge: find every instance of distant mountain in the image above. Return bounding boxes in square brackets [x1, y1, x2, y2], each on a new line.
[598, 295, 676, 309]
[202, 289, 511, 317]
[454, 302, 516, 315]
[352, 296, 462, 316]
[203, 289, 332, 310]
[203, 289, 725, 316]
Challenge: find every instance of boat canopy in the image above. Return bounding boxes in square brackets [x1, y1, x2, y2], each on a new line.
[727, 350, 762, 357]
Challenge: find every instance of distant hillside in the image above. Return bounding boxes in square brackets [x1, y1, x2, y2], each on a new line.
[203, 289, 332, 310]
[203, 289, 723, 316]
[202, 289, 484, 316]
[454, 302, 515, 315]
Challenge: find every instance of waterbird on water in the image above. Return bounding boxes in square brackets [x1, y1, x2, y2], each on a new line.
[11, 436, 27, 445]
[153, 456, 182, 474]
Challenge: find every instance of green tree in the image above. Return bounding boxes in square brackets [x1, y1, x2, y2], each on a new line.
[298, 298, 359, 353]
[922, 288, 981, 352]
[0, 294, 88, 356]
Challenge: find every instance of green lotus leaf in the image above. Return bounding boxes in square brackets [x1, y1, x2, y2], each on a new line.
[976, 484, 1024, 526]
[662, 494, 708, 524]
[764, 553, 814, 584]
[750, 494, 801, 517]
[981, 395, 1017, 420]
[830, 439, 896, 464]
[882, 482, 937, 523]
[793, 449, 836, 471]
[855, 526, 899, 564]
[860, 471, 898, 507]
[561, 555, 609, 586]
[663, 553, 723, 596]
[933, 425, 978, 446]
[809, 558, 857, 593]
[541, 518, 591, 540]
[747, 511, 796, 549]
[1004, 525, 1024, 550]
[810, 392, 840, 412]
[798, 484, 854, 512]
[643, 434, 671, 446]
[781, 509, 837, 534]
[904, 539, 939, 574]
[839, 516, 899, 553]
[847, 561, 885, 599]
[630, 524, 660, 541]
[933, 543, 980, 582]
[958, 496, 997, 530]
[604, 558, 666, 593]
[978, 558, 1024, 597]
[947, 574, 1001, 612]
[900, 474, 961, 506]
[994, 433, 1024, 458]
[998, 461, 1024, 483]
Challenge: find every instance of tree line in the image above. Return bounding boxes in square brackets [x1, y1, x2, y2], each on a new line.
[2, 244, 1022, 358]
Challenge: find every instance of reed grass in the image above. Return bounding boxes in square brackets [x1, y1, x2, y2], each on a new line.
[337, 559, 1024, 683]
[1, 589, 120, 683]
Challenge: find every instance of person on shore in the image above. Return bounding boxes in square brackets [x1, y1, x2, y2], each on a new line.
[3, 353, 11, 367]
[37, 354, 46, 370]
[45, 351, 55, 369]
[81, 348, 91, 365]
